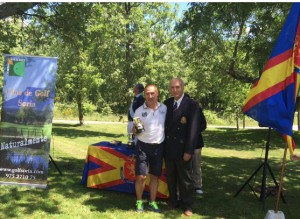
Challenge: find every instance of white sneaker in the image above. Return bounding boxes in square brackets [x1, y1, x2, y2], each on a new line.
[195, 189, 203, 195]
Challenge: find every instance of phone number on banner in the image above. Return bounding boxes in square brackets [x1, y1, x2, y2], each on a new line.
[5, 174, 36, 180]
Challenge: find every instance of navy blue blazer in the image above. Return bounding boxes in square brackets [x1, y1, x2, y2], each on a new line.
[164, 95, 199, 159]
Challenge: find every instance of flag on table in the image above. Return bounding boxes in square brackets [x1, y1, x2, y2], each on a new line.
[243, 3, 300, 155]
[81, 141, 169, 199]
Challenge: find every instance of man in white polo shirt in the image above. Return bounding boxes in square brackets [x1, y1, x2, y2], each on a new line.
[132, 84, 166, 213]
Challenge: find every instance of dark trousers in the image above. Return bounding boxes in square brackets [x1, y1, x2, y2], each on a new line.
[165, 157, 194, 211]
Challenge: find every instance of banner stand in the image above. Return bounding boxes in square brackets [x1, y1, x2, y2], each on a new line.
[49, 155, 62, 175]
[0, 54, 58, 188]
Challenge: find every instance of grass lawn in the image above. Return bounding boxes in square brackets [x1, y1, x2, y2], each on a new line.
[1, 122, 300, 219]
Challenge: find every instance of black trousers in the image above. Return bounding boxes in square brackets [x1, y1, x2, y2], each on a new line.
[165, 157, 194, 211]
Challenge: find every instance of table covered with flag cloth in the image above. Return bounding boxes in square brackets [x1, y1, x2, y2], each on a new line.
[81, 141, 169, 198]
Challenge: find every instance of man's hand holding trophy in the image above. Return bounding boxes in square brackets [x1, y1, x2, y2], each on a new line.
[132, 117, 145, 134]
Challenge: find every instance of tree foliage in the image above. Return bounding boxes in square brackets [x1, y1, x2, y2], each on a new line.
[0, 2, 295, 123]
[178, 3, 291, 83]
[176, 2, 292, 116]
[85, 3, 181, 113]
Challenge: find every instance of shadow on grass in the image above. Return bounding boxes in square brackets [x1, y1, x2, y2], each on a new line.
[1, 126, 300, 218]
[204, 128, 287, 151]
[0, 183, 59, 218]
[1, 154, 299, 219]
[2, 157, 293, 218]
[198, 154, 300, 219]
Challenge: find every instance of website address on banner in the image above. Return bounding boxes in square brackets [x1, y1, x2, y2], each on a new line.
[0, 168, 44, 180]
[0, 167, 44, 174]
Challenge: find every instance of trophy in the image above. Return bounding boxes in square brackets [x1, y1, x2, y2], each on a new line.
[127, 133, 134, 148]
[133, 117, 145, 133]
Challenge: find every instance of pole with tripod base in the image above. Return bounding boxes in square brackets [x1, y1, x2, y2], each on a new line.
[233, 127, 286, 210]
[264, 144, 288, 219]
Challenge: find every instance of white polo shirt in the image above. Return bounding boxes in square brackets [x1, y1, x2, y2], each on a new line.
[134, 102, 167, 144]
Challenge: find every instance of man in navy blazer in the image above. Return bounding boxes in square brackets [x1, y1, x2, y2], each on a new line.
[164, 78, 200, 217]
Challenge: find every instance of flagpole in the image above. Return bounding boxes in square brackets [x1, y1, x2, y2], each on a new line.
[275, 145, 288, 213]
[259, 127, 271, 209]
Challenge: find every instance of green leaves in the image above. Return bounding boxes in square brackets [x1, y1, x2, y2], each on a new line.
[2, 2, 290, 120]
[177, 3, 293, 116]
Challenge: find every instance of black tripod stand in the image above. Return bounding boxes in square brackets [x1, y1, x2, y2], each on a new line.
[49, 136, 62, 175]
[49, 154, 62, 175]
[233, 127, 286, 210]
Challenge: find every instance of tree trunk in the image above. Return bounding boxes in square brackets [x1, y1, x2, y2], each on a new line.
[0, 3, 40, 19]
[236, 111, 239, 130]
[77, 101, 84, 126]
[124, 2, 133, 110]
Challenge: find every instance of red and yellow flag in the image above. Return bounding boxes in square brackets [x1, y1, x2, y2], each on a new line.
[243, 3, 300, 155]
[81, 141, 169, 198]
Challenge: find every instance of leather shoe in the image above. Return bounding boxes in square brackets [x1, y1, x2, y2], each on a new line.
[184, 210, 193, 216]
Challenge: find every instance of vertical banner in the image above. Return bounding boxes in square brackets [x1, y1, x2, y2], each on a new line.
[0, 55, 58, 188]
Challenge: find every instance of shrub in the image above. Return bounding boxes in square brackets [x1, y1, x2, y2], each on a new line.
[203, 110, 229, 126]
